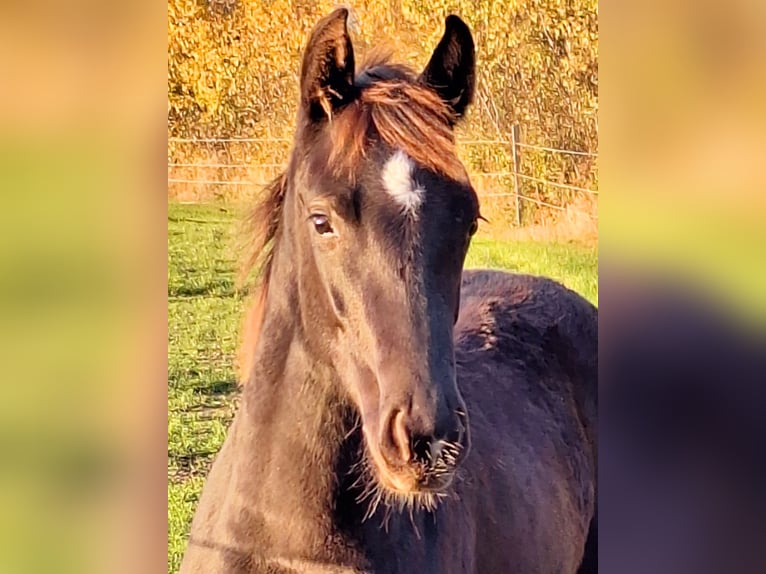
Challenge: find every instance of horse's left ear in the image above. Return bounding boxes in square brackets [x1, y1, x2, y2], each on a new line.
[420, 15, 476, 122]
[299, 8, 356, 122]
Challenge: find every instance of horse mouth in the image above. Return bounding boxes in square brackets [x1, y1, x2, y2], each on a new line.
[365, 438, 459, 496]
[377, 462, 456, 494]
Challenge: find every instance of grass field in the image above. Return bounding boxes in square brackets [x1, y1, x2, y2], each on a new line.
[167, 202, 597, 573]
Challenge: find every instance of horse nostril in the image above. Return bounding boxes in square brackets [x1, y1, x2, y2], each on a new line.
[381, 408, 411, 465]
[445, 427, 463, 448]
[381, 408, 468, 468]
[411, 435, 433, 464]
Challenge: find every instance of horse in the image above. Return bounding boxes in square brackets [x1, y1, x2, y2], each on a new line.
[179, 9, 597, 574]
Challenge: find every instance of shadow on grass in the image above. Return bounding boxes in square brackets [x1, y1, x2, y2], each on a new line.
[168, 281, 238, 299]
[169, 453, 216, 483]
[194, 379, 238, 396]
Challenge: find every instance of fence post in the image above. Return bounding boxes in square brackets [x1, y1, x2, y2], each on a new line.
[510, 123, 522, 226]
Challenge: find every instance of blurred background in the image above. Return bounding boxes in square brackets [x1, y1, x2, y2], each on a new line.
[599, 0, 766, 571]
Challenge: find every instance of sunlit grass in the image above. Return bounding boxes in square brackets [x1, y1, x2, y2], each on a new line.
[467, 238, 597, 304]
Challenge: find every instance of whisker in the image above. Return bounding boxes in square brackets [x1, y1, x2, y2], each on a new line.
[350, 434, 460, 527]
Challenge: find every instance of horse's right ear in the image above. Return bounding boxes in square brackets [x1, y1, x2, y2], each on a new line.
[299, 8, 356, 122]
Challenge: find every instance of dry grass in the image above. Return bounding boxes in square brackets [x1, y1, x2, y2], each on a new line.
[481, 194, 598, 246]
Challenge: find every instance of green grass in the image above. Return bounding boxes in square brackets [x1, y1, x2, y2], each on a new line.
[167, 202, 597, 573]
[466, 238, 597, 304]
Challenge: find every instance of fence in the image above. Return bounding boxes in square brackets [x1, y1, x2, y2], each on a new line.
[168, 124, 598, 226]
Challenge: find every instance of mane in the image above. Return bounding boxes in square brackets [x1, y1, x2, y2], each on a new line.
[237, 51, 467, 382]
[236, 172, 286, 382]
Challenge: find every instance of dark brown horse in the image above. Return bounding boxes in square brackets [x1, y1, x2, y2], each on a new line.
[180, 10, 597, 574]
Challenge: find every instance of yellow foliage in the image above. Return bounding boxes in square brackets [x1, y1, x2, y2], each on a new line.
[168, 0, 598, 225]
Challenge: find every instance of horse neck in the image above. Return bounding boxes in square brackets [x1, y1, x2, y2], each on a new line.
[230, 263, 364, 560]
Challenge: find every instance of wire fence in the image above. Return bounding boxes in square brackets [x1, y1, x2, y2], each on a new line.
[168, 124, 598, 225]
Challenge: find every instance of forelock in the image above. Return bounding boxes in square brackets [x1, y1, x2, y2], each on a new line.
[319, 52, 468, 185]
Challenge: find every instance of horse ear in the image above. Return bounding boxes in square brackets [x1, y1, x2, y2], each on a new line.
[299, 8, 356, 122]
[419, 15, 476, 121]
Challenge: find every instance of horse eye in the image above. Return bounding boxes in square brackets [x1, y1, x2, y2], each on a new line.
[468, 219, 479, 236]
[310, 214, 334, 235]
